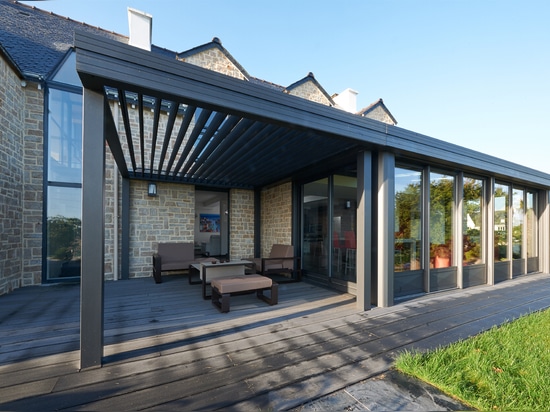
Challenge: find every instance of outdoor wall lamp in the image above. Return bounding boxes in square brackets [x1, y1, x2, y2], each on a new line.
[148, 182, 157, 197]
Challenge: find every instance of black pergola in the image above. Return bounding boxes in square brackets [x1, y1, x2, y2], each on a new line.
[75, 31, 550, 370]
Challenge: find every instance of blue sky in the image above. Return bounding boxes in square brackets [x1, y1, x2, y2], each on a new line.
[23, 0, 550, 173]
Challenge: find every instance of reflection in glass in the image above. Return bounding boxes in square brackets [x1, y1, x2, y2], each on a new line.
[512, 188, 524, 259]
[394, 168, 422, 272]
[51, 52, 81, 87]
[48, 89, 82, 183]
[463, 178, 483, 265]
[526, 191, 537, 259]
[47, 186, 82, 279]
[303, 179, 328, 275]
[494, 183, 509, 261]
[332, 175, 357, 282]
[430, 172, 454, 268]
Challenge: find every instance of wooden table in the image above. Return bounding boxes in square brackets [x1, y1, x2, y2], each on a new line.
[189, 260, 252, 299]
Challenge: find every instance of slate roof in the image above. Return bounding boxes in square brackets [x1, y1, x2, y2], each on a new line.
[0, 0, 175, 80]
[0, 0, 391, 121]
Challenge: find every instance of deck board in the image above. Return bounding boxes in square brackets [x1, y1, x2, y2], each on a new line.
[1, 273, 550, 410]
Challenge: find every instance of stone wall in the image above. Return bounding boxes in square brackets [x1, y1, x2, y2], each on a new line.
[229, 189, 255, 260]
[128, 180, 195, 278]
[0, 57, 25, 294]
[21, 83, 44, 287]
[179, 47, 247, 80]
[260, 182, 293, 257]
[286, 81, 331, 106]
[364, 106, 394, 125]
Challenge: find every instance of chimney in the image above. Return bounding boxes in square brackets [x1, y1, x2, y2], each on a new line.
[127, 8, 152, 51]
[333, 88, 358, 113]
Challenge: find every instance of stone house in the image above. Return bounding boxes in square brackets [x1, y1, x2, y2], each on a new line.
[2, 0, 550, 330]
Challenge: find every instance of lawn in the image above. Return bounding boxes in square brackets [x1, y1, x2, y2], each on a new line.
[395, 308, 550, 411]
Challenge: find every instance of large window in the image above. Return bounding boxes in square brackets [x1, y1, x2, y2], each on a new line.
[302, 174, 358, 284]
[394, 167, 422, 272]
[47, 89, 82, 183]
[463, 177, 484, 266]
[46, 186, 82, 279]
[512, 187, 524, 260]
[46, 88, 82, 280]
[303, 178, 329, 276]
[429, 172, 455, 268]
[494, 183, 509, 262]
[526, 191, 537, 260]
[45, 54, 83, 281]
[332, 175, 357, 282]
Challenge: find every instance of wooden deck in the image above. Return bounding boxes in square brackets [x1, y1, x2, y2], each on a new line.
[1, 273, 550, 411]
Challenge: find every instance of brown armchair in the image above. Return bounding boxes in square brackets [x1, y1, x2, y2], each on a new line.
[250, 244, 301, 282]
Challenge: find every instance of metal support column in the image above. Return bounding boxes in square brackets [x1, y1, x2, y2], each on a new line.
[376, 152, 395, 308]
[356, 151, 372, 311]
[80, 88, 106, 370]
[121, 177, 130, 279]
[486, 177, 495, 285]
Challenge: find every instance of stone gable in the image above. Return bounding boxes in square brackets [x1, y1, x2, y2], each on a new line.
[287, 80, 332, 106]
[179, 48, 247, 80]
[363, 105, 395, 125]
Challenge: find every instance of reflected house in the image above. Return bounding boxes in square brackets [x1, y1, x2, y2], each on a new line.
[2, 0, 550, 319]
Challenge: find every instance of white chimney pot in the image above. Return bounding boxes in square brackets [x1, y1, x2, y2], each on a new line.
[128, 8, 152, 51]
[333, 88, 358, 113]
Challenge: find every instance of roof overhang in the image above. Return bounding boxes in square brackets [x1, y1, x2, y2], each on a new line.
[75, 31, 550, 189]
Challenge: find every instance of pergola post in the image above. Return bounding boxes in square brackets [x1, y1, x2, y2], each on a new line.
[80, 88, 106, 370]
[356, 151, 372, 311]
[376, 151, 395, 307]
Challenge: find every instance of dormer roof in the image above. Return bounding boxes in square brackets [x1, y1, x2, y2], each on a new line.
[284, 72, 335, 106]
[357, 98, 398, 125]
[176, 37, 251, 80]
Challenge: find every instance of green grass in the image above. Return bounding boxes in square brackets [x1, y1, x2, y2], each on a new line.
[395, 309, 550, 411]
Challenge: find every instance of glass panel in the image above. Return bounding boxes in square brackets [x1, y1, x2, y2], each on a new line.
[394, 167, 422, 272]
[512, 188, 524, 259]
[51, 52, 81, 87]
[463, 177, 484, 265]
[47, 186, 82, 279]
[332, 175, 357, 282]
[429, 172, 454, 268]
[48, 88, 82, 183]
[303, 179, 329, 275]
[526, 191, 537, 259]
[494, 183, 509, 261]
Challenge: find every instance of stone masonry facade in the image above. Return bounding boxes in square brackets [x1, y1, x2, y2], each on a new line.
[364, 106, 394, 124]
[21, 82, 44, 287]
[0, 57, 44, 294]
[0, 57, 25, 294]
[260, 182, 293, 258]
[286, 81, 332, 106]
[179, 47, 247, 80]
[0, 33, 353, 292]
[229, 189, 255, 260]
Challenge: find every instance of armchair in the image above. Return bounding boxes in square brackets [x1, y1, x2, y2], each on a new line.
[202, 234, 221, 256]
[250, 244, 301, 282]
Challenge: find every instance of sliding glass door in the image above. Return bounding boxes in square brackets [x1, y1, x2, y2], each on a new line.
[302, 174, 357, 285]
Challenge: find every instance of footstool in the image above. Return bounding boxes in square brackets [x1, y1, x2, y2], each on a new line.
[211, 274, 278, 313]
